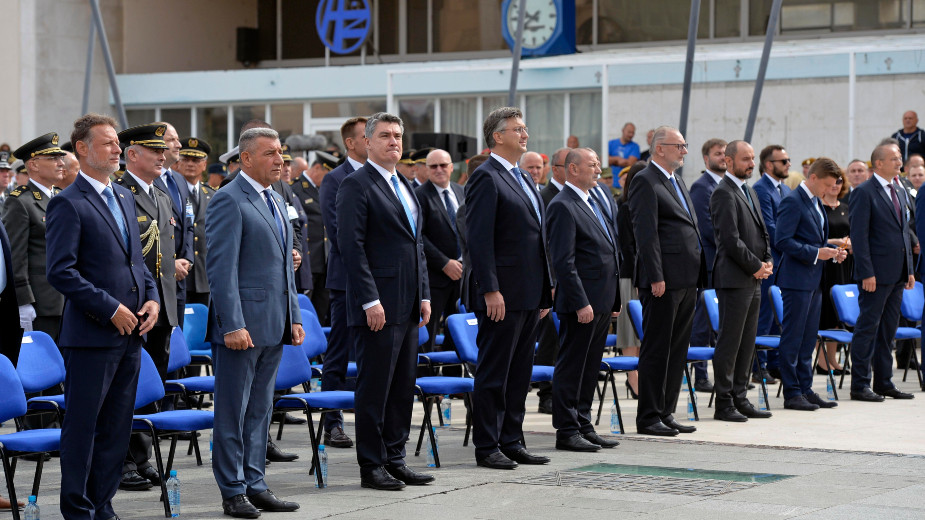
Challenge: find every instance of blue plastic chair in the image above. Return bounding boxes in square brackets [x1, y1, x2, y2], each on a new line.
[899, 281, 925, 388]
[16, 332, 67, 421]
[165, 328, 216, 411]
[0, 354, 61, 520]
[182, 303, 213, 375]
[827, 284, 863, 390]
[448, 312, 553, 384]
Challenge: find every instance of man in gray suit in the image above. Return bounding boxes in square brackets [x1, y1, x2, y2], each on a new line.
[206, 127, 304, 518]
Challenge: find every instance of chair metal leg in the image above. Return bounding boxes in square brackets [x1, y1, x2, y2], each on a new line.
[1, 449, 21, 520]
[276, 417, 286, 441]
[305, 410, 324, 488]
[463, 392, 472, 447]
[684, 365, 699, 421]
[422, 400, 440, 468]
[146, 427, 171, 518]
[828, 369, 839, 400]
[839, 344, 850, 390]
[436, 399, 445, 428]
[609, 375, 625, 434]
[191, 431, 203, 466]
[414, 395, 429, 457]
[30, 454, 44, 497]
[595, 369, 613, 426]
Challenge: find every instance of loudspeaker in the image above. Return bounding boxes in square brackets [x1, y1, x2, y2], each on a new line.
[236, 27, 260, 65]
[410, 133, 477, 163]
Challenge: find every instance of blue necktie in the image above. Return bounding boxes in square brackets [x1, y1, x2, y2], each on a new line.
[812, 197, 824, 232]
[103, 186, 130, 249]
[512, 167, 542, 223]
[164, 171, 183, 213]
[264, 190, 286, 245]
[669, 175, 692, 218]
[442, 189, 460, 257]
[391, 175, 416, 237]
[592, 185, 612, 220]
[587, 196, 613, 244]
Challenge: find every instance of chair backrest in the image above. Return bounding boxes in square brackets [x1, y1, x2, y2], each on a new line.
[182, 303, 209, 350]
[418, 321, 429, 346]
[457, 299, 466, 313]
[0, 354, 27, 423]
[300, 308, 328, 360]
[298, 293, 317, 315]
[135, 348, 166, 409]
[166, 327, 192, 374]
[702, 289, 720, 333]
[16, 331, 66, 394]
[830, 284, 861, 327]
[276, 344, 315, 391]
[550, 311, 560, 334]
[447, 313, 479, 365]
[628, 300, 644, 340]
[769, 285, 784, 327]
[901, 281, 924, 323]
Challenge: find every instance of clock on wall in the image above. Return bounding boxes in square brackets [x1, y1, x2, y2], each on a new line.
[501, 0, 576, 57]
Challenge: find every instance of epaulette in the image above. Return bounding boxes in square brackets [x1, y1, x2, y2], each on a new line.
[9, 185, 27, 197]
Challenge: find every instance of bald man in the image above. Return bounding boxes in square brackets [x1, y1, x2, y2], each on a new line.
[892, 111, 925, 165]
[521, 151, 546, 189]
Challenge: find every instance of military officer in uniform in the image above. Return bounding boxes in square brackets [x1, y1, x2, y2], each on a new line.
[410, 147, 433, 188]
[397, 149, 415, 184]
[2, 133, 66, 339]
[175, 137, 215, 306]
[0, 151, 14, 207]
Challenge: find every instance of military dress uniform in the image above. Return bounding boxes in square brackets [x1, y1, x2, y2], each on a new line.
[179, 137, 216, 306]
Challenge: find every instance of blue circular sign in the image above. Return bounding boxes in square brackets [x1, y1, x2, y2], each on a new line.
[316, 0, 371, 55]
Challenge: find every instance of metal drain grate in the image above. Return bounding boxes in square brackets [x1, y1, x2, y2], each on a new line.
[512, 470, 760, 496]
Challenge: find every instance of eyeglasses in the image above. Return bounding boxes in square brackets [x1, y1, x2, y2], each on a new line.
[552, 164, 565, 168]
[835, 178, 844, 185]
[661, 143, 688, 151]
[499, 126, 528, 135]
[428, 163, 450, 169]
[771, 158, 791, 164]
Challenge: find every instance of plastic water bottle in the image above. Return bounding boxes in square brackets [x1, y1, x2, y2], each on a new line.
[826, 370, 836, 401]
[610, 401, 621, 434]
[758, 378, 768, 411]
[23, 495, 39, 520]
[686, 395, 696, 421]
[208, 429, 214, 463]
[441, 396, 452, 427]
[315, 444, 328, 488]
[426, 428, 439, 467]
[166, 470, 180, 517]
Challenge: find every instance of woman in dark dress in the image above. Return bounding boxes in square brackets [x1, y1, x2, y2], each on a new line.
[818, 168, 852, 374]
[615, 162, 647, 398]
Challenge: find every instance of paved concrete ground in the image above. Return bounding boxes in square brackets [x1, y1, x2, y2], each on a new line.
[3, 366, 924, 519]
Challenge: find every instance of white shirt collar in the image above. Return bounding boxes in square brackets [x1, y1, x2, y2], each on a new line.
[239, 170, 272, 196]
[763, 173, 781, 187]
[347, 156, 364, 171]
[301, 171, 317, 188]
[79, 171, 110, 194]
[490, 152, 516, 173]
[873, 172, 892, 188]
[367, 159, 397, 180]
[565, 181, 589, 201]
[29, 179, 53, 198]
[651, 160, 674, 179]
[550, 178, 565, 191]
[126, 171, 152, 196]
[705, 169, 724, 185]
[799, 181, 815, 200]
[727, 175, 747, 189]
[187, 181, 199, 193]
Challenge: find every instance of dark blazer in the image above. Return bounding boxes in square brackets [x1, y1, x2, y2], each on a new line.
[290, 175, 328, 275]
[336, 162, 429, 327]
[849, 175, 914, 284]
[0, 219, 23, 364]
[915, 184, 925, 276]
[46, 174, 158, 348]
[893, 175, 918, 248]
[156, 170, 194, 263]
[321, 159, 356, 291]
[415, 180, 465, 290]
[547, 186, 621, 313]
[689, 171, 720, 272]
[271, 179, 304, 254]
[465, 156, 552, 311]
[540, 182, 560, 207]
[1, 180, 64, 317]
[616, 199, 636, 280]
[710, 177, 771, 288]
[753, 174, 792, 263]
[187, 183, 216, 294]
[627, 162, 705, 290]
[774, 186, 829, 291]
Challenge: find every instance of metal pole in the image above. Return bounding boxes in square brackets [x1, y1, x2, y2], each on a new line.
[848, 51, 856, 162]
[88, 0, 128, 129]
[81, 19, 96, 116]
[507, 0, 528, 107]
[678, 0, 701, 178]
[744, 0, 783, 143]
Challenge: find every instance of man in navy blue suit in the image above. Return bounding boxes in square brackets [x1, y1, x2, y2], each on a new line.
[337, 112, 434, 490]
[156, 123, 194, 328]
[0, 217, 23, 365]
[775, 158, 845, 411]
[849, 140, 916, 401]
[46, 113, 160, 520]
[318, 116, 367, 449]
[466, 107, 553, 468]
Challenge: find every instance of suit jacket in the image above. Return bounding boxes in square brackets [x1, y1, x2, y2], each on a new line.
[271, 179, 304, 255]
[46, 174, 158, 348]
[456, 201, 471, 310]
[186, 183, 216, 294]
[321, 159, 356, 291]
[284, 182, 312, 292]
[0, 219, 23, 364]
[547, 186, 621, 314]
[916, 184, 925, 276]
[689, 171, 720, 273]
[616, 199, 636, 280]
[540, 182, 560, 207]
[464, 156, 552, 311]
[627, 162, 705, 290]
[753, 174, 792, 264]
[1, 180, 65, 316]
[893, 174, 918, 248]
[336, 162, 429, 327]
[155, 170, 194, 264]
[205, 173, 300, 346]
[710, 177, 771, 288]
[416, 180, 464, 290]
[849, 176, 914, 284]
[115, 173, 179, 327]
[290, 175, 328, 275]
[774, 186, 829, 291]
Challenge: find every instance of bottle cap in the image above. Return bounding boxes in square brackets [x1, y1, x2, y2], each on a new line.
[28, 495, 36, 502]
[170, 470, 178, 477]
[319, 444, 325, 449]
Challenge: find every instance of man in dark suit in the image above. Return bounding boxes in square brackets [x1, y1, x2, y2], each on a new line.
[291, 151, 335, 320]
[0, 218, 23, 365]
[466, 107, 553, 468]
[775, 157, 845, 410]
[849, 141, 916, 401]
[416, 148, 464, 356]
[174, 137, 216, 306]
[409, 147, 433, 188]
[47, 113, 159, 520]
[547, 147, 621, 452]
[709, 141, 774, 422]
[157, 123, 194, 328]
[336, 112, 434, 491]
[206, 127, 304, 517]
[456, 154, 490, 315]
[628, 126, 704, 437]
[539, 148, 569, 207]
[318, 116, 366, 449]
[3, 133, 66, 340]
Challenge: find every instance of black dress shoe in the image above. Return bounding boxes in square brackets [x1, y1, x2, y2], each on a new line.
[222, 494, 261, 518]
[735, 400, 773, 418]
[385, 464, 435, 485]
[850, 388, 885, 402]
[502, 447, 550, 465]
[556, 433, 601, 452]
[582, 430, 619, 448]
[752, 368, 778, 385]
[537, 398, 553, 414]
[266, 440, 298, 462]
[694, 379, 714, 393]
[273, 412, 307, 425]
[138, 465, 162, 485]
[323, 426, 354, 448]
[476, 451, 518, 469]
[714, 406, 748, 422]
[784, 394, 820, 410]
[119, 470, 153, 491]
[361, 466, 406, 490]
[663, 418, 696, 433]
[767, 367, 782, 380]
[247, 490, 299, 512]
[878, 388, 915, 400]
[804, 392, 837, 408]
[637, 422, 679, 436]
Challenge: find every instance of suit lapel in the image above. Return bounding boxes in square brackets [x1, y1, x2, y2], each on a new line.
[797, 188, 825, 240]
[491, 158, 540, 225]
[78, 176, 129, 255]
[367, 164, 415, 239]
[568, 188, 614, 249]
[239, 176, 285, 253]
[656, 171, 694, 224]
[874, 180, 902, 227]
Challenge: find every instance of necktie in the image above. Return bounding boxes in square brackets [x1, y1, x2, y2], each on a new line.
[669, 175, 693, 218]
[191, 185, 199, 206]
[512, 167, 542, 223]
[164, 172, 183, 213]
[812, 197, 824, 232]
[889, 184, 902, 223]
[391, 175, 417, 236]
[443, 189, 460, 257]
[587, 196, 613, 244]
[742, 184, 757, 214]
[592, 185, 613, 220]
[264, 190, 286, 245]
[777, 183, 783, 197]
[103, 186, 130, 249]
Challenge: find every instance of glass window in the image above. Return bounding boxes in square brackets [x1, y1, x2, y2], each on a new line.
[440, 97, 477, 138]
[160, 108, 191, 136]
[752, 0, 903, 35]
[569, 91, 602, 159]
[482, 95, 509, 118]
[576, 0, 594, 44]
[257, 0, 277, 60]
[233, 105, 268, 138]
[126, 109, 155, 128]
[407, 0, 429, 53]
[196, 106, 229, 162]
[714, 0, 742, 37]
[398, 98, 434, 147]
[282, 0, 326, 59]
[271, 104, 303, 141]
[378, 0, 399, 54]
[915, 0, 925, 26]
[599, 0, 709, 44]
[433, 0, 506, 52]
[311, 99, 387, 118]
[524, 93, 564, 157]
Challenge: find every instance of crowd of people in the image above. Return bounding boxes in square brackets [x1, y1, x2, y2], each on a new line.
[0, 107, 922, 518]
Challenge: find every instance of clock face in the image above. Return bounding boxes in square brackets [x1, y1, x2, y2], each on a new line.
[507, 0, 558, 50]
